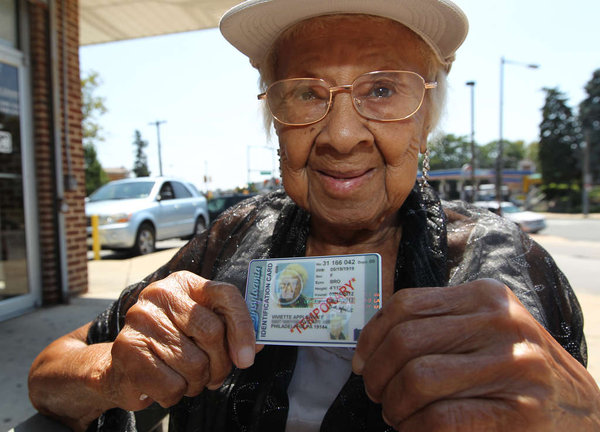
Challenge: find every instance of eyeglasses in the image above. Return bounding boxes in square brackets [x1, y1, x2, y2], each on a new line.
[258, 70, 437, 126]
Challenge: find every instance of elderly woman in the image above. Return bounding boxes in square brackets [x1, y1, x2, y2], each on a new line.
[29, 0, 600, 431]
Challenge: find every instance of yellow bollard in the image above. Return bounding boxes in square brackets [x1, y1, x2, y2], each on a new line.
[91, 214, 101, 260]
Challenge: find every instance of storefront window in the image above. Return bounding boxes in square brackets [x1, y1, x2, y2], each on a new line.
[0, 0, 18, 49]
[0, 61, 28, 300]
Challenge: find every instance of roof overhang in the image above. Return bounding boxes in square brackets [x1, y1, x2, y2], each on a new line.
[79, 0, 240, 46]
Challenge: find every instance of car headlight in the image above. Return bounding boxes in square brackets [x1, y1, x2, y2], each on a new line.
[98, 213, 131, 225]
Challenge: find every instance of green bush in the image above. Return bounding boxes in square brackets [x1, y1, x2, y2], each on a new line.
[542, 183, 581, 213]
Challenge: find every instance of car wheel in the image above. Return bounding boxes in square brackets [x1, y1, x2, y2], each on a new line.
[193, 217, 206, 236]
[133, 223, 155, 255]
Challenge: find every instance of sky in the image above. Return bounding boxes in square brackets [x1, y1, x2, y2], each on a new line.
[79, 0, 600, 192]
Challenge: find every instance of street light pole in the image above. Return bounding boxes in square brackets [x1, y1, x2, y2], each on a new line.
[497, 57, 539, 207]
[496, 57, 505, 206]
[149, 120, 166, 176]
[583, 129, 591, 217]
[466, 81, 476, 202]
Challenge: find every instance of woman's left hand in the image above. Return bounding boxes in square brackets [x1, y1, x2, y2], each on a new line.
[352, 278, 600, 431]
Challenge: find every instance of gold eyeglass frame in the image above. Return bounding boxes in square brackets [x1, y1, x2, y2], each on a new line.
[257, 70, 437, 126]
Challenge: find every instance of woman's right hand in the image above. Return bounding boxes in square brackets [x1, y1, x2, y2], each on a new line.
[99, 270, 258, 411]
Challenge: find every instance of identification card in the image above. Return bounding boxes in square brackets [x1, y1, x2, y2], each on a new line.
[245, 254, 381, 347]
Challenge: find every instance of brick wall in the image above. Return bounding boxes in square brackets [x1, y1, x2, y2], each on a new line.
[62, 0, 88, 297]
[28, 0, 88, 303]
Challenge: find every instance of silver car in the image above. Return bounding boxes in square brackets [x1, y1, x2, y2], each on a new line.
[473, 201, 547, 234]
[86, 177, 209, 255]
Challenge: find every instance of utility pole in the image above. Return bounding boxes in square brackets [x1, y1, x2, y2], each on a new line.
[497, 57, 539, 209]
[466, 81, 477, 202]
[149, 120, 166, 176]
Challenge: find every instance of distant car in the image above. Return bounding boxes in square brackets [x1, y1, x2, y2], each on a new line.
[86, 177, 209, 255]
[473, 201, 546, 234]
[207, 193, 257, 221]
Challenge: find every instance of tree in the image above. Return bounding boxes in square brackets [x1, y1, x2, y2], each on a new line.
[84, 145, 108, 195]
[428, 134, 529, 172]
[579, 69, 600, 184]
[538, 87, 581, 207]
[503, 140, 527, 169]
[476, 141, 496, 169]
[525, 141, 540, 169]
[427, 133, 472, 170]
[81, 71, 109, 195]
[132, 130, 151, 177]
[478, 140, 528, 170]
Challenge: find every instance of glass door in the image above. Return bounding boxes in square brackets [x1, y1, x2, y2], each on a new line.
[0, 38, 40, 320]
[0, 59, 28, 302]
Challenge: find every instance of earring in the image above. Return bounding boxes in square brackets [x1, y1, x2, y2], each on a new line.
[277, 148, 282, 178]
[420, 149, 430, 190]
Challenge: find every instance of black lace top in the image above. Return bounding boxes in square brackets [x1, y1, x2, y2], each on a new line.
[87, 185, 586, 432]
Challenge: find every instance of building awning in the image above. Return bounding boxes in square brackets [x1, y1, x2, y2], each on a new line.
[79, 0, 240, 46]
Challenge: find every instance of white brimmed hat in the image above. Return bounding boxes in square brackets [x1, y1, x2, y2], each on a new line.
[220, 0, 469, 68]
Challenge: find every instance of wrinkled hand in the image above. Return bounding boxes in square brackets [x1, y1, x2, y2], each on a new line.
[352, 279, 600, 431]
[101, 271, 258, 411]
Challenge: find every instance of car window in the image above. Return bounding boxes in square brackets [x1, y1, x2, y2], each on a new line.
[208, 194, 257, 220]
[172, 181, 192, 199]
[502, 205, 520, 213]
[207, 197, 226, 213]
[159, 182, 175, 200]
[186, 183, 201, 196]
[88, 181, 154, 201]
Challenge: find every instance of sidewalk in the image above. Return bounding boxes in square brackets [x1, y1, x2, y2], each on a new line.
[1, 246, 180, 431]
[2, 238, 600, 431]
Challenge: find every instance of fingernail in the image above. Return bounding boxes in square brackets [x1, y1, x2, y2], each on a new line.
[364, 387, 379, 403]
[139, 393, 148, 401]
[382, 411, 392, 426]
[207, 381, 224, 390]
[352, 354, 364, 374]
[237, 346, 255, 368]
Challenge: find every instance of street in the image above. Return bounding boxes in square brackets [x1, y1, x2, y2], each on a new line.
[539, 217, 600, 243]
[532, 218, 600, 295]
